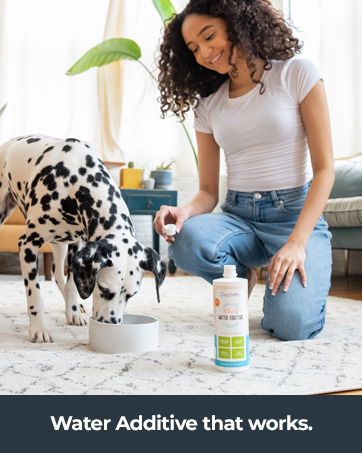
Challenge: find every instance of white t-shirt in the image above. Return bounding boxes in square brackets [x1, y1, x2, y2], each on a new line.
[193, 58, 321, 192]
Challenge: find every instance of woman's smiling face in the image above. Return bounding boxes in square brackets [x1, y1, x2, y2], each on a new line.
[181, 14, 236, 74]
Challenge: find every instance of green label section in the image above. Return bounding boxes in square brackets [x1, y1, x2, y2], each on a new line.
[218, 348, 231, 359]
[232, 348, 245, 359]
[232, 337, 244, 347]
[218, 337, 230, 347]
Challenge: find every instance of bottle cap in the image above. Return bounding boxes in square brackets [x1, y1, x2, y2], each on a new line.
[164, 224, 177, 236]
[223, 265, 237, 278]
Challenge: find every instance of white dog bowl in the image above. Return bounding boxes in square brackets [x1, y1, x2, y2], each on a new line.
[89, 314, 159, 354]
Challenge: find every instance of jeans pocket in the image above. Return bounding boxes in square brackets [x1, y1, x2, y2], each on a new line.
[221, 192, 236, 212]
[279, 196, 306, 214]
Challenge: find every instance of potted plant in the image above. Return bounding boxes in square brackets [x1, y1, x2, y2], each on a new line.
[66, 0, 198, 169]
[151, 161, 175, 189]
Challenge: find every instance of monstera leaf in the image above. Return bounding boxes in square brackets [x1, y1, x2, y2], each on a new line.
[67, 38, 141, 75]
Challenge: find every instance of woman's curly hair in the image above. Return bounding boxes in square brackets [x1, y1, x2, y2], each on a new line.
[158, 0, 303, 121]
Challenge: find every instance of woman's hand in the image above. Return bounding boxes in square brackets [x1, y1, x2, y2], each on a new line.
[153, 205, 189, 245]
[268, 241, 307, 296]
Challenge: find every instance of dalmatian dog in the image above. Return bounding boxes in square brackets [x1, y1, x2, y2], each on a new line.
[0, 130, 167, 343]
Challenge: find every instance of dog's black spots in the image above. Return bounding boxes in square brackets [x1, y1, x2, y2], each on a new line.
[40, 194, 52, 212]
[52, 191, 59, 201]
[133, 242, 143, 254]
[70, 175, 78, 185]
[130, 271, 133, 276]
[105, 234, 115, 240]
[136, 281, 140, 285]
[26, 232, 44, 248]
[72, 305, 77, 311]
[116, 252, 120, 257]
[98, 316, 104, 322]
[110, 317, 117, 324]
[97, 283, 116, 301]
[8, 172, 12, 181]
[43, 173, 57, 191]
[110, 310, 114, 315]
[118, 271, 121, 274]
[96, 200, 102, 208]
[103, 215, 116, 230]
[118, 318, 122, 323]
[30, 305, 34, 310]
[87, 174, 99, 187]
[17, 182, 22, 191]
[24, 248, 37, 263]
[94, 172, 102, 182]
[62, 145, 72, 152]
[24, 279, 28, 287]
[66, 138, 80, 143]
[125, 293, 132, 302]
[62, 213, 78, 226]
[128, 248, 133, 256]
[27, 158, 32, 163]
[48, 216, 60, 225]
[28, 289, 32, 296]
[44, 146, 54, 154]
[28, 268, 37, 280]
[75, 186, 94, 205]
[110, 203, 117, 215]
[78, 167, 87, 176]
[27, 138, 41, 144]
[28, 223, 36, 229]
[61, 196, 78, 215]
[88, 219, 98, 238]
[85, 155, 96, 168]
[35, 155, 44, 166]
[54, 162, 70, 178]
[31, 311, 37, 316]
[29, 189, 38, 206]
[116, 225, 122, 230]
[36, 283, 40, 289]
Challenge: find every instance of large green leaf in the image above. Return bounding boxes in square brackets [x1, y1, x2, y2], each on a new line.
[152, 0, 177, 24]
[67, 38, 141, 75]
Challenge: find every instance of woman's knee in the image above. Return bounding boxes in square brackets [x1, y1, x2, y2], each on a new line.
[261, 291, 327, 341]
[168, 218, 206, 272]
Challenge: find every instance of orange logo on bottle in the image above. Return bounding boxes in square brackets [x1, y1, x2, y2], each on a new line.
[215, 298, 220, 307]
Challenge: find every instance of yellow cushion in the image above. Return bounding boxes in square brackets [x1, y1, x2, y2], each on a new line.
[1, 208, 52, 253]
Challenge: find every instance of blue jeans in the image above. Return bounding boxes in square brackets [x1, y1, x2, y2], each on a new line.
[168, 183, 332, 341]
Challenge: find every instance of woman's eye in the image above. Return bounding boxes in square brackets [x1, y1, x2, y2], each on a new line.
[206, 33, 215, 41]
[192, 47, 199, 53]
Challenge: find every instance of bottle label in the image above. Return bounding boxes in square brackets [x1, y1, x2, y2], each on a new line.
[214, 285, 249, 368]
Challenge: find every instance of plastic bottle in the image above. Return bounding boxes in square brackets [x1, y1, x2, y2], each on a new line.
[213, 265, 249, 372]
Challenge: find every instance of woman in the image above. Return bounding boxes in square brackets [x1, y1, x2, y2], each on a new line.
[153, 0, 334, 341]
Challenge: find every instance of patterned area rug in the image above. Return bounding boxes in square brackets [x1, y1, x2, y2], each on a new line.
[0, 275, 361, 395]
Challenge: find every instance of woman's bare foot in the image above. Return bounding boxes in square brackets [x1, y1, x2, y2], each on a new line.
[247, 268, 258, 298]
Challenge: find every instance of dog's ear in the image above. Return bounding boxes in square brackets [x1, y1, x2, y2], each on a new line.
[139, 247, 166, 302]
[72, 241, 113, 299]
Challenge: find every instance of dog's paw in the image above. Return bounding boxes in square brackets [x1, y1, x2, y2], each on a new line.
[66, 310, 88, 327]
[29, 322, 54, 343]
